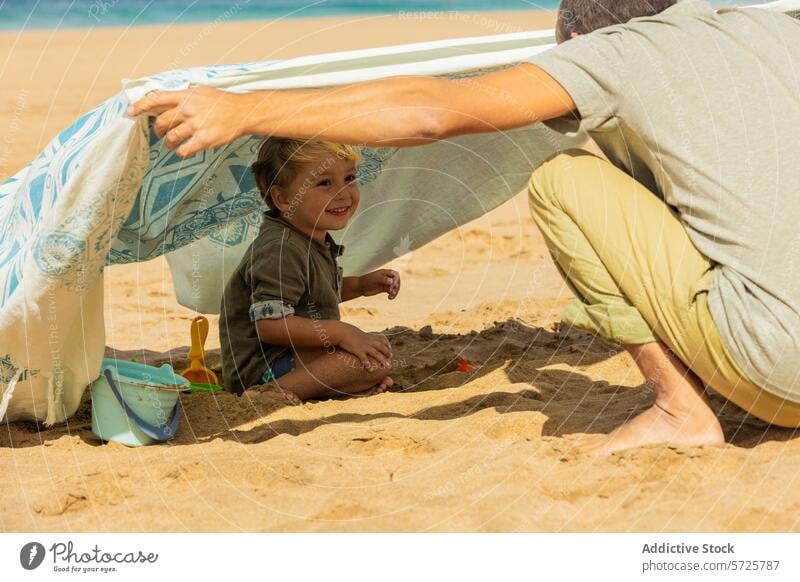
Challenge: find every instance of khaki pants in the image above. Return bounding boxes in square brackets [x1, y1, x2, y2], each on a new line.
[528, 149, 800, 428]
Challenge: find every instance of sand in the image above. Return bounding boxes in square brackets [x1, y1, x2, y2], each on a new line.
[3, 12, 800, 533]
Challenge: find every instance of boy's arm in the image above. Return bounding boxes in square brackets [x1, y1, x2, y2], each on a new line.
[340, 270, 400, 303]
[256, 316, 392, 367]
[340, 277, 363, 302]
[129, 63, 576, 157]
[256, 316, 347, 348]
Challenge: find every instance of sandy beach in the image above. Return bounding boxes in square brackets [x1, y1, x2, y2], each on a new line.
[3, 11, 800, 532]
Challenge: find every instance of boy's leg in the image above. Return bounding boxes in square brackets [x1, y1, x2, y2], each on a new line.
[272, 347, 392, 401]
[528, 149, 800, 455]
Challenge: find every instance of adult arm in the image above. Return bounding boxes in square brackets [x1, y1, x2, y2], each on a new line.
[128, 63, 576, 157]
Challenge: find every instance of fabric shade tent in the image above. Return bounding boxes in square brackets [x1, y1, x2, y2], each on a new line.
[0, 27, 584, 426]
[1, 1, 797, 426]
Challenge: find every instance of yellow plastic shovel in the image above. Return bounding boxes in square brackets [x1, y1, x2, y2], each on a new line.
[179, 316, 220, 386]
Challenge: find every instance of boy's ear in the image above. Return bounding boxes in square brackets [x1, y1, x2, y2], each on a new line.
[269, 185, 292, 213]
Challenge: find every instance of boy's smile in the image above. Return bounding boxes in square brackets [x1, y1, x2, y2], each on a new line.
[325, 204, 352, 217]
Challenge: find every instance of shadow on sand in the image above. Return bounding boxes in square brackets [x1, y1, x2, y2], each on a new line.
[3, 319, 798, 450]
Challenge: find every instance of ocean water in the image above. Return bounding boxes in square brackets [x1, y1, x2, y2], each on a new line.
[0, 0, 761, 31]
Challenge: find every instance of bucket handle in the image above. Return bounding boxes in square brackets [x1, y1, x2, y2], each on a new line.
[102, 368, 181, 442]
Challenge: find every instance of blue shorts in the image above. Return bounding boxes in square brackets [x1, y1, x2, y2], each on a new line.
[260, 350, 295, 383]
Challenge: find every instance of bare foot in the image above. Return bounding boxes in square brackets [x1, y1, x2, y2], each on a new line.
[572, 400, 724, 457]
[245, 382, 302, 405]
[571, 342, 725, 457]
[351, 376, 394, 398]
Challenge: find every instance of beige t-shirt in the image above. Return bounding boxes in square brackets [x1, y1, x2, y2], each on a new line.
[528, 0, 800, 401]
[219, 213, 344, 395]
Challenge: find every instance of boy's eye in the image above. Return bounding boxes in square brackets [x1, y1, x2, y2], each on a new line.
[317, 179, 332, 187]
[345, 174, 357, 183]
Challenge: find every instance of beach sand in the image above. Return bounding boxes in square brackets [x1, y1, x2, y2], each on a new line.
[3, 12, 800, 532]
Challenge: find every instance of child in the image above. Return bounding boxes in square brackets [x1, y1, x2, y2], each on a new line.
[219, 137, 401, 401]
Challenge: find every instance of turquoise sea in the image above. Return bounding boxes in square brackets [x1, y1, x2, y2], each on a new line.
[0, 0, 761, 31]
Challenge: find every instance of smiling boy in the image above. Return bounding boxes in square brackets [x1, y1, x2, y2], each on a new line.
[219, 138, 400, 401]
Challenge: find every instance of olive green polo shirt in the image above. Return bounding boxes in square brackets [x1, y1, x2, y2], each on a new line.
[219, 213, 344, 395]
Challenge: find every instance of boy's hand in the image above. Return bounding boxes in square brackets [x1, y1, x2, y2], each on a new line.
[359, 269, 401, 299]
[336, 324, 392, 369]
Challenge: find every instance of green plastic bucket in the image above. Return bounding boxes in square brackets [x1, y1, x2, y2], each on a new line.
[91, 358, 190, 447]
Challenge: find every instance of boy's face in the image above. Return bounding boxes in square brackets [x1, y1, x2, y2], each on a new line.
[272, 154, 360, 236]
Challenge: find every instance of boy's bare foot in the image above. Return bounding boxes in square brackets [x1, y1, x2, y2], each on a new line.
[361, 375, 395, 397]
[245, 382, 302, 405]
[570, 342, 725, 457]
[333, 376, 394, 399]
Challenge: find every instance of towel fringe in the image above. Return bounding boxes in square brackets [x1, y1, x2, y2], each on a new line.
[43, 374, 61, 427]
[0, 369, 23, 423]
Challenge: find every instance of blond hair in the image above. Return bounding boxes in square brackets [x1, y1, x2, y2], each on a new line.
[251, 137, 362, 211]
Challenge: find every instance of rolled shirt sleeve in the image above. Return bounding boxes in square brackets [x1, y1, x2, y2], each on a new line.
[246, 240, 308, 322]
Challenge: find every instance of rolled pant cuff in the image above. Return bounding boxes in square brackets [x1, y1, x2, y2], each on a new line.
[562, 298, 659, 345]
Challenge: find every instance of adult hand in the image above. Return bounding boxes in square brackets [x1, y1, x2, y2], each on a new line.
[126, 86, 251, 158]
